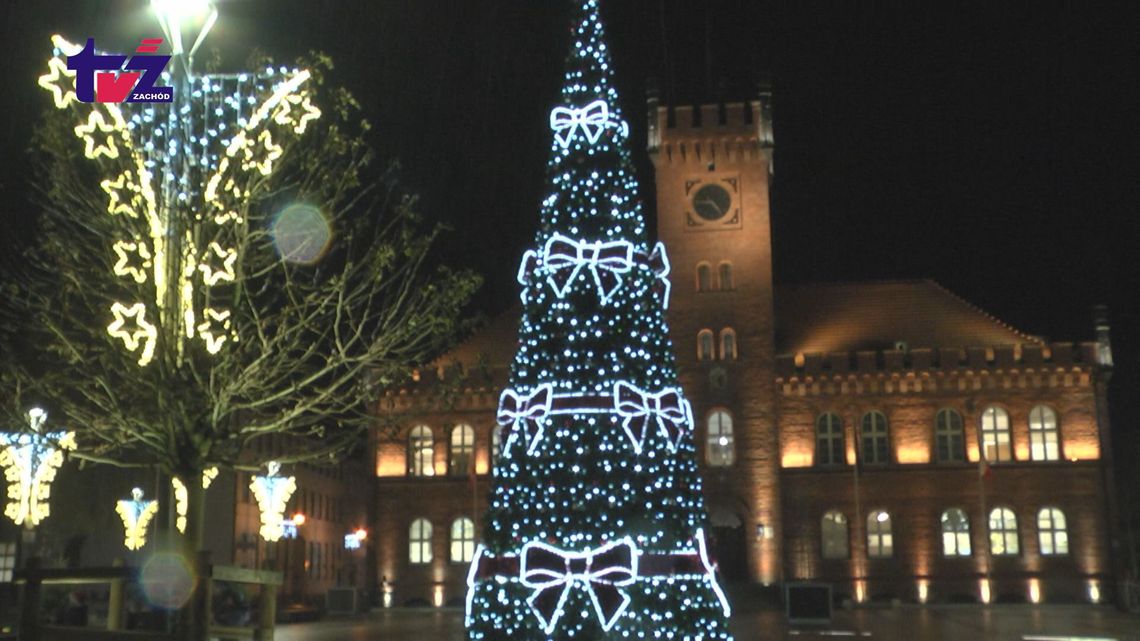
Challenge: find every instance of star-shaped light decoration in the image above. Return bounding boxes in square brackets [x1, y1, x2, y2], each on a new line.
[198, 242, 237, 286]
[75, 110, 125, 160]
[250, 461, 297, 542]
[196, 308, 232, 354]
[272, 92, 322, 134]
[116, 487, 159, 551]
[0, 408, 77, 528]
[172, 467, 220, 533]
[112, 240, 153, 284]
[107, 302, 158, 366]
[238, 130, 283, 176]
[100, 171, 144, 218]
[37, 35, 82, 109]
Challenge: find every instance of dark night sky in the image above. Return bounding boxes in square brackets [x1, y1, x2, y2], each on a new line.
[1, 2, 1138, 461]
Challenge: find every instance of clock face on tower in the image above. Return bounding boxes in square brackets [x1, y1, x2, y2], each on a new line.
[692, 184, 732, 221]
[684, 176, 741, 231]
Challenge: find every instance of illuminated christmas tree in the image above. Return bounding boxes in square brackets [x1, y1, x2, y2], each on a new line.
[465, 1, 732, 639]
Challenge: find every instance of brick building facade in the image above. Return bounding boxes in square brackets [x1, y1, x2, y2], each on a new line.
[371, 94, 1117, 608]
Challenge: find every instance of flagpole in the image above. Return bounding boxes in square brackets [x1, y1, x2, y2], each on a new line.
[978, 449, 991, 601]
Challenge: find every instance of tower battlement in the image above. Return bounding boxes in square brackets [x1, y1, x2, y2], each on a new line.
[648, 93, 774, 167]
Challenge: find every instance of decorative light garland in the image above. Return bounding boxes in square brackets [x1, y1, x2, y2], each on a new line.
[250, 461, 297, 542]
[0, 408, 76, 528]
[116, 487, 158, 551]
[171, 467, 219, 533]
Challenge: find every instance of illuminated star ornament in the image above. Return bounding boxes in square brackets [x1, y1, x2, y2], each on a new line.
[172, 467, 219, 533]
[38, 34, 323, 366]
[117, 487, 159, 550]
[250, 461, 297, 542]
[0, 408, 77, 528]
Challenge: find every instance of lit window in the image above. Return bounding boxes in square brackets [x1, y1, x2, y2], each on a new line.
[821, 511, 849, 560]
[980, 407, 1012, 462]
[941, 508, 972, 557]
[718, 262, 734, 290]
[450, 424, 474, 476]
[867, 511, 893, 558]
[0, 542, 14, 583]
[936, 409, 965, 463]
[706, 410, 735, 467]
[409, 518, 433, 564]
[816, 413, 845, 466]
[1029, 406, 1060, 462]
[450, 517, 476, 563]
[696, 263, 713, 292]
[720, 328, 737, 360]
[1038, 507, 1069, 555]
[988, 507, 1019, 556]
[408, 425, 434, 476]
[697, 330, 715, 361]
[860, 411, 890, 465]
[490, 424, 503, 470]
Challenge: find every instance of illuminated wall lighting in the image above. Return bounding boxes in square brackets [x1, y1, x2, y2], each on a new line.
[980, 579, 992, 604]
[917, 580, 929, 604]
[1028, 578, 1041, 604]
[1088, 580, 1101, 604]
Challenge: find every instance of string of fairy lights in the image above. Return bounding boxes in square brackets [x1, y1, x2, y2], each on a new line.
[466, 0, 733, 638]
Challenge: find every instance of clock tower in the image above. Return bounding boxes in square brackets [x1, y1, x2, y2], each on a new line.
[648, 92, 779, 584]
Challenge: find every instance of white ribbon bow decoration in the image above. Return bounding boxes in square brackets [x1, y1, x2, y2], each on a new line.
[496, 384, 554, 455]
[613, 381, 692, 454]
[550, 99, 613, 149]
[542, 233, 633, 304]
[520, 537, 639, 634]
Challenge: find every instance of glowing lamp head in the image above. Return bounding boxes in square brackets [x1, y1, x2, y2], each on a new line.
[354, 528, 368, 541]
[292, 513, 306, 526]
[876, 511, 889, 523]
[27, 407, 47, 432]
[151, 0, 213, 22]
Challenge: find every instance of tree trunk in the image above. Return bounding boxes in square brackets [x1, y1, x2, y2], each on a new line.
[178, 476, 209, 641]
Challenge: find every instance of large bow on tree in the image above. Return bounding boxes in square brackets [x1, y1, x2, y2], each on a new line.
[520, 537, 639, 634]
[614, 382, 691, 454]
[550, 99, 611, 149]
[497, 384, 553, 455]
[542, 234, 633, 304]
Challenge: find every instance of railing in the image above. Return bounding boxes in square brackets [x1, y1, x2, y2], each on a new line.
[13, 553, 282, 641]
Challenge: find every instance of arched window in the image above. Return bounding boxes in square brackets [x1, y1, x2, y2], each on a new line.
[936, 409, 965, 463]
[697, 330, 715, 361]
[450, 517, 476, 563]
[1029, 406, 1060, 462]
[408, 426, 434, 477]
[490, 424, 503, 469]
[1038, 508, 1069, 555]
[867, 510, 893, 558]
[409, 518, 433, 564]
[696, 263, 713, 292]
[988, 507, 1019, 556]
[980, 406, 1012, 462]
[860, 411, 890, 465]
[718, 262, 734, 291]
[706, 410, 735, 467]
[941, 508, 972, 557]
[720, 328, 737, 361]
[816, 413, 845, 466]
[450, 424, 474, 476]
[821, 511, 849, 560]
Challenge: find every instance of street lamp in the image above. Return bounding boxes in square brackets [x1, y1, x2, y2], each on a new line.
[150, 0, 217, 67]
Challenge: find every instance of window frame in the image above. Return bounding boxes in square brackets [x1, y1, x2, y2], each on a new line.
[815, 412, 845, 466]
[450, 517, 476, 563]
[408, 425, 435, 476]
[697, 329, 715, 361]
[718, 261, 734, 291]
[980, 406, 1013, 463]
[409, 518, 433, 564]
[860, 411, 890, 465]
[706, 409, 735, 467]
[719, 328, 738, 361]
[1028, 405, 1061, 462]
[1037, 507, 1069, 556]
[935, 408, 966, 463]
[696, 262, 713, 292]
[866, 510, 894, 558]
[940, 508, 972, 557]
[988, 507, 1020, 556]
[821, 511, 849, 560]
[449, 423, 475, 476]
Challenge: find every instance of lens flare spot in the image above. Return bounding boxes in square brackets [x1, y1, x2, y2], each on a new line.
[140, 553, 196, 610]
[272, 204, 331, 264]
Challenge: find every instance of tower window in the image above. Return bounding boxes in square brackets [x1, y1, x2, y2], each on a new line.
[1029, 406, 1060, 461]
[696, 263, 713, 292]
[706, 410, 735, 467]
[720, 328, 737, 360]
[718, 262, 734, 291]
[697, 330, 715, 361]
[815, 413, 845, 466]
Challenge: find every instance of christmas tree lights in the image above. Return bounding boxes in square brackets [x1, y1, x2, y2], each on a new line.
[466, 1, 733, 638]
[0, 408, 76, 528]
